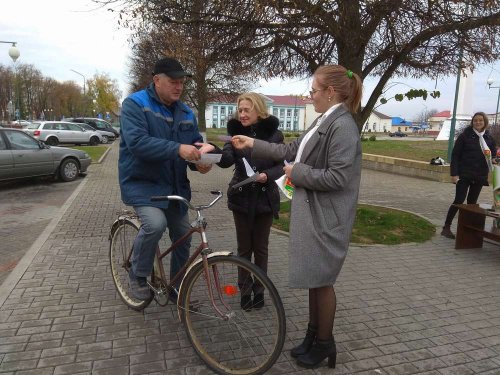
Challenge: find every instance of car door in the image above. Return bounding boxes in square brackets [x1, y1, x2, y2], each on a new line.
[0, 132, 15, 180]
[66, 123, 88, 144]
[5, 130, 54, 178]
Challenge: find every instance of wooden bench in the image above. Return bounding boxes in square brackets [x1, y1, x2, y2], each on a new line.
[454, 204, 500, 249]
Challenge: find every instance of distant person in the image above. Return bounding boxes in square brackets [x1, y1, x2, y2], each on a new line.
[232, 65, 362, 369]
[119, 57, 214, 302]
[441, 112, 496, 239]
[216, 92, 283, 311]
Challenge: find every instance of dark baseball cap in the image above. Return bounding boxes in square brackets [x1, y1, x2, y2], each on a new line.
[152, 57, 192, 78]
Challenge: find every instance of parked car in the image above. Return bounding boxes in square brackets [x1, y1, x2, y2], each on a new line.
[24, 121, 102, 146]
[389, 131, 408, 137]
[66, 117, 120, 138]
[12, 120, 32, 127]
[75, 122, 115, 144]
[0, 128, 91, 182]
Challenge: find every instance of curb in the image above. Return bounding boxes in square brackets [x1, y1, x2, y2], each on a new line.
[0, 176, 89, 308]
[97, 145, 113, 163]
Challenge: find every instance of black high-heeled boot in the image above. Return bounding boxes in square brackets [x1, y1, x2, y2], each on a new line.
[290, 323, 317, 358]
[296, 337, 337, 369]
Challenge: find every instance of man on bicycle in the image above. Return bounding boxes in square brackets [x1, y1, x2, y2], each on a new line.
[119, 57, 214, 301]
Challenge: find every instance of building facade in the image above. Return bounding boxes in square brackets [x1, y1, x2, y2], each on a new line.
[206, 95, 312, 131]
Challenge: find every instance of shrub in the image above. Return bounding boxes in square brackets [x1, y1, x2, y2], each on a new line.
[369, 135, 377, 141]
[361, 137, 368, 142]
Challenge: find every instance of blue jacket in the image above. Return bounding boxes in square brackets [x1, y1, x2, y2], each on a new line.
[118, 83, 203, 212]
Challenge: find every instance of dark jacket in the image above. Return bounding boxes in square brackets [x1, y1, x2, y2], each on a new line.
[217, 116, 284, 219]
[450, 126, 496, 185]
[118, 83, 203, 214]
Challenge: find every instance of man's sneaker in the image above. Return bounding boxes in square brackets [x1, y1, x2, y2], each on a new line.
[128, 269, 151, 300]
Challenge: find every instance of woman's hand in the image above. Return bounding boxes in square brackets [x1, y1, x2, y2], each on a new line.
[232, 135, 254, 149]
[451, 176, 459, 184]
[255, 173, 268, 183]
[283, 162, 294, 178]
[194, 142, 215, 154]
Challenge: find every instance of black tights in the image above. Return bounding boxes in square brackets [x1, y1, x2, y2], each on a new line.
[308, 286, 336, 341]
[445, 179, 483, 226]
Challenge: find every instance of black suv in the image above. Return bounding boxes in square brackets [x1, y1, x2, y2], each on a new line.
[66, 117, 120, 138]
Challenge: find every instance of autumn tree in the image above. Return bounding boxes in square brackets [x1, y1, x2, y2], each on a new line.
[122, 1, 258, 131]
[86, 72, 122, 117]
[101, 0, 499, 130]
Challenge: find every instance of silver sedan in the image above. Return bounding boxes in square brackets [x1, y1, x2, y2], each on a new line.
[0, 128, 91, 182]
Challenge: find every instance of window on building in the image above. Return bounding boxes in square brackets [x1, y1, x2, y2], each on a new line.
[273, 108, 278, 116]
[287, 109, 292, 117]
[286, 120, 291, 129]
[220, 107, 226, 115]
[280, 108, 285, 117]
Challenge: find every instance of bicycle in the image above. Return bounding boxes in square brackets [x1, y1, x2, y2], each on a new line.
[109, 190, 286, 375]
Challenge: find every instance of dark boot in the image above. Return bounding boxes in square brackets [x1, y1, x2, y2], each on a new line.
[241, 295, 252, 311]
[290, 323, 317, 358]
[296, 338, 337, 369]
[441, 225, 455, 239]
[252, 293, 264, 309]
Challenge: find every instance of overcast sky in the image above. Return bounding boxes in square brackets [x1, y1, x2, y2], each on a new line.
[1, 0, 499, 121]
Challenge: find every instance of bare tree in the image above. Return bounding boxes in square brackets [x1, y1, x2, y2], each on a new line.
[101, 0, 499, 130]
[125, 3, 258, 131]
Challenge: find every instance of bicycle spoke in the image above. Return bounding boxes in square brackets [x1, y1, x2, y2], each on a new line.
[179, 255, 285, 375]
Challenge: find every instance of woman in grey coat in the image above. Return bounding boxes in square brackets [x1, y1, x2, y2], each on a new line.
[232, 65, 363, 369]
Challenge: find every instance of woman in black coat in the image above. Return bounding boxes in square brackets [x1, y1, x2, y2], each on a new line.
[442, 112, 496, 238]
[217, 92, 284, 310]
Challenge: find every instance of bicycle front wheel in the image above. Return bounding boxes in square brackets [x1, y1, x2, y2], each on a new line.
[109, 218, 154, 311]
[179, 254, 286, 375]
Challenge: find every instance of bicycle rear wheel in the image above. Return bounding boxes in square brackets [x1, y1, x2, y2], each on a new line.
[109, 218, 154, 310]
[179, 254, 286, 375]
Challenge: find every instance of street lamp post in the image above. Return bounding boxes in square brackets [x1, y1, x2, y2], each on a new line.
[1, 41, 20, 121]
[487, 78, 500, 126]
[70, 69, 86, 116]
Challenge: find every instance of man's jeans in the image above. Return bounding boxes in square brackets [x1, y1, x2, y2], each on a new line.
[131, 204, 191, 288]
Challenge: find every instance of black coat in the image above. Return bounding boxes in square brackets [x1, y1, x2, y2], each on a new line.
[217, 115, 284, 219]
[451, 126, 496, 185]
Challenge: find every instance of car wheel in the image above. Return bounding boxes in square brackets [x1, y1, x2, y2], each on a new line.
[101, 135, 109, 144]
[46, 137, 58, 146]
[89, 136, 99, 146]
[59, 158, 79, 182]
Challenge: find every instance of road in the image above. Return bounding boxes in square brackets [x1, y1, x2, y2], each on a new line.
[0, 176, 84, 285]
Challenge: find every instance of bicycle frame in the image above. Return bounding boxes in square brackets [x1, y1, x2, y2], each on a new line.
[148, 191, 234, 319]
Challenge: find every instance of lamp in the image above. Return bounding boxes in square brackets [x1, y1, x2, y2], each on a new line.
[70, 69, 87, 116]
[487, 78, 500, 126]
[1, 41, 20, 121]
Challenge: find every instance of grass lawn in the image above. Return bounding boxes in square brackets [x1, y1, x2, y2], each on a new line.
[71, 145, 109, 162]
[361, 140, 449, 162]
[273, 201, 436, 245]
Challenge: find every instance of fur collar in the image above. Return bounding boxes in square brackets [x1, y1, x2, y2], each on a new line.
[226, 115, 280, 139]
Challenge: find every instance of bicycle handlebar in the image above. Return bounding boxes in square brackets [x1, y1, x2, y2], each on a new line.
[150, 190, 223, 211]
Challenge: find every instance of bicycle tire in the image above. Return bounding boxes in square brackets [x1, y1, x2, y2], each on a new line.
[109, 218, 154, 311]
[179, 254, 286, 375]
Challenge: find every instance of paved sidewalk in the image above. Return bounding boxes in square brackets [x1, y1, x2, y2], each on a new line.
[1, 142, 500, 374]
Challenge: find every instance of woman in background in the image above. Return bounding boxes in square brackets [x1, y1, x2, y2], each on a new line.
[441, 112, 496, 239]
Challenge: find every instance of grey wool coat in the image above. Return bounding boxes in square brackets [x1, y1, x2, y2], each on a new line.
[252, 105, 362, 288]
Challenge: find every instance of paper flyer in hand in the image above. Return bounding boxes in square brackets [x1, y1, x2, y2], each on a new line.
[275, 175, 294, 200]
[189, 154, 222, 165]
[493, 165, 500, 211]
